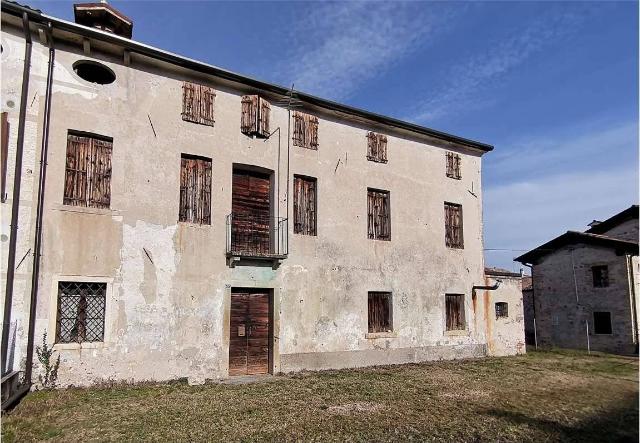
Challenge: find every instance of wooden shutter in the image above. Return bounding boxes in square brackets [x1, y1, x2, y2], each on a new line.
[367, 189, 390, 240]
[241, 95, 270, 138]
[292, 112, 304, 147]
[377, 134, 387, 162]
[259, 98, 270, 137]
[366, 132, 387, 163]
[182, 81, 215, 126]
[368, 292, 392, 333]
[292, 112, 318, 149]
[63, 133, 112, 209]
[445, 203, 463, 248]
[294, 176, 316, 236]
[308, 115, 319, 150]
[446, 294, 465, 330]
[179, 155, 212, 224]
[446, 152, 461, 179]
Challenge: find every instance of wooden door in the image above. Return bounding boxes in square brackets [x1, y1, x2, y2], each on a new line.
[231, 170, 271, 255]
[229, 291, 271, 376]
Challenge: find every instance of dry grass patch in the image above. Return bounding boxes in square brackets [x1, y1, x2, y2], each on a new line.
[2, 349, 638, 442]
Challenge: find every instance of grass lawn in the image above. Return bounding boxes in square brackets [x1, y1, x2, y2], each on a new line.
[2, 349, 638, 442]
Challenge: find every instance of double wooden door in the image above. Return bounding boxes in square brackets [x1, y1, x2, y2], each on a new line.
[229, 291, 271, 376]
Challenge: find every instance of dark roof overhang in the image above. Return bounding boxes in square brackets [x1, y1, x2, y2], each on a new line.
[585, 205, 639, 235]
[1, 0, 494, 154]
[515, 231, 639, 265]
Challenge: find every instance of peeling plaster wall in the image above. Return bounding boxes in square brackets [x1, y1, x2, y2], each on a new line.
[484, 275, 526, 357]
[2, 23, 491, 386]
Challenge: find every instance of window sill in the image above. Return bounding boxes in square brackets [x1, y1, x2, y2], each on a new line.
[444, 330, 468, 337]
[178, 221, 212, 228]
[365, 332, 397, 339]
[53, 342, 105, 351]
[446, 246, 465, 250]
[53, 204, 119, 216]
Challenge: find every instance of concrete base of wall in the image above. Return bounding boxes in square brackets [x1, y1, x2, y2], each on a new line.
[279, 344, 487, 373]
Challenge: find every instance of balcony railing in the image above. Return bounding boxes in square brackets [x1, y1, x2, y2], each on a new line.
[226, 213, 288, 259]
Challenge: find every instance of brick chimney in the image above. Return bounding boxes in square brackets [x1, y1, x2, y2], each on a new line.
[73, 1, 133, 38]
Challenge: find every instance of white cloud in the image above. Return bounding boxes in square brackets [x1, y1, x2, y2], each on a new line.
[280, 2, 457, 101]
[408, 9, 587, 124]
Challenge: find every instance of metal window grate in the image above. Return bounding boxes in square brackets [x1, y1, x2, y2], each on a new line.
[495, 302, 508, 318]
[56, 281, 106, 344]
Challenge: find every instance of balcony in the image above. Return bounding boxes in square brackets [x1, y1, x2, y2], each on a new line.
[226, 213, 288, 267]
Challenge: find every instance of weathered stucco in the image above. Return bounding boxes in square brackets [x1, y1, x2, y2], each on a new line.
[1, 15, 514, 387]
[483, 273, 526, 357]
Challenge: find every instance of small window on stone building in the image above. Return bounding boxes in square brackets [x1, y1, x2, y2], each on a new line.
[593, 311, 612, 334]
[367, 188, 390, 241]
[368, 292, 392, 333]
[592, 265, 609, 288]
[63, 131, 112, 209]
[241, 95, 270, 138]
[56, 281, 106, 343]
[495, 302, 508, 318]
[182, 81, 216, 126]
[446, 152, 461, 179]
[445, 294, 465, 331]
[444, 202, 463, 248]
[179, 154, 212, 224]
[366, 132, 387, 163]
[293, 175, 317, 236]
[292, 111, 319, 150]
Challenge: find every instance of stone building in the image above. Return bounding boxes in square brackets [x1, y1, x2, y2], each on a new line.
[1, 1, 520, 400]
[516, 206, 639, 354]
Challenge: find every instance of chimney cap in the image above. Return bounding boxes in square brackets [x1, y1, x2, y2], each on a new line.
[74, 2, 133, 38]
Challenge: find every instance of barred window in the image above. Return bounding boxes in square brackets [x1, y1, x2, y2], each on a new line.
[368, 292, 392, 333]
[293, 175, 317, 236]
[56, 281, 106, 343]
[241, 95, 270, 138]
[182, 81, 216, 126]
[366, 132, 388, 163]
[292, 111, 319, 150]
[367, 189, 390, 241]
[446, 152, 461, 179]
[495, 302, 508, 318]
[592, 265, 609, 288]
[593, 311, 612, 334]
[63, 131, 112, 209]
[445, 294, 465, 331]
[179, 154, 212, 224]
[444, 202, 463, 248]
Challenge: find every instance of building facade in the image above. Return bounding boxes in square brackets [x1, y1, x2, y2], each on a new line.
[516, 206, 639, 355]
[1, 2, 504, 390]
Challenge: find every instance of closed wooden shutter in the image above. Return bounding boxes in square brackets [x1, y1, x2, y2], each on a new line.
[179, 155, 212, 224]
[446, 152, 461, 179]
[259, 98, 270, 137]
[293, 176, 316, 236]
[367, 132, 387, 163]
[241, 95, 270, 138]
[63, 133, 112, 209]
[444, 202, 463, 248]
[368, 292, 392, 333]
[182, 81, 216, 126]
[292, 111, 318, 149]
[446, 294, 465, 331]
[367, 189, 390, 240]
[231, 170, 271, 255]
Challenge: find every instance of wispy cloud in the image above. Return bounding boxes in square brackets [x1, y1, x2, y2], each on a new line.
[408, 9, 588, 124]
[279, 2, 458, 101]
[483, 120, 638, 271]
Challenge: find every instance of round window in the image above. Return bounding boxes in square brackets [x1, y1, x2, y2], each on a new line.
[73, 60, 116, 85]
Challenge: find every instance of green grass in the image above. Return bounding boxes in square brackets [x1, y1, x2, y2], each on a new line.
[2, 350, 638, 442]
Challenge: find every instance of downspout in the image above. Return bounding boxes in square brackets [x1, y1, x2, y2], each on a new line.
[24, 22, 55, 385]
[626, 254, 638, 351]
[472, 280, 501, 291]
[473, 279, 500, 356]
[1, 12, 32, 377]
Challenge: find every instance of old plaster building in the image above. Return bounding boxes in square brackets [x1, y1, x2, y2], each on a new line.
[1, 1, 509, 399]
[516, 206, 639, 355]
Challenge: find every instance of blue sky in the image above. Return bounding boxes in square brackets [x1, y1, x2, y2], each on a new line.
[33, 1, 639, 270]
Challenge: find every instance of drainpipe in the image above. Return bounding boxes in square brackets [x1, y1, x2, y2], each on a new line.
[472, 279, 501, 291]
[24, 22, 55, 385]
[626, 254, 638, 351]
[1, 12, 32, 377]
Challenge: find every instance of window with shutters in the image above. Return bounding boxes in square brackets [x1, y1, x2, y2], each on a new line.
[367, 189, 390, 241]
[179, 154, 212, 225]
[63, 131, 112, 209]
[292, 111, 319, 150]
[445, 294, 465, 331]
[182, 81, 216, 126]
[293, 175, 316, 236]
[241, 95, 270, 138]
[366, 132, 388, 163]
[56, 281, 106, 343]
[593, 311, 612, 334]
[444, 202, 463, 248]
[592, 265, 609, 288]
[368, 292, 392, 333]
[495, 302, 508, 318]
[446, 152, 461, 179]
